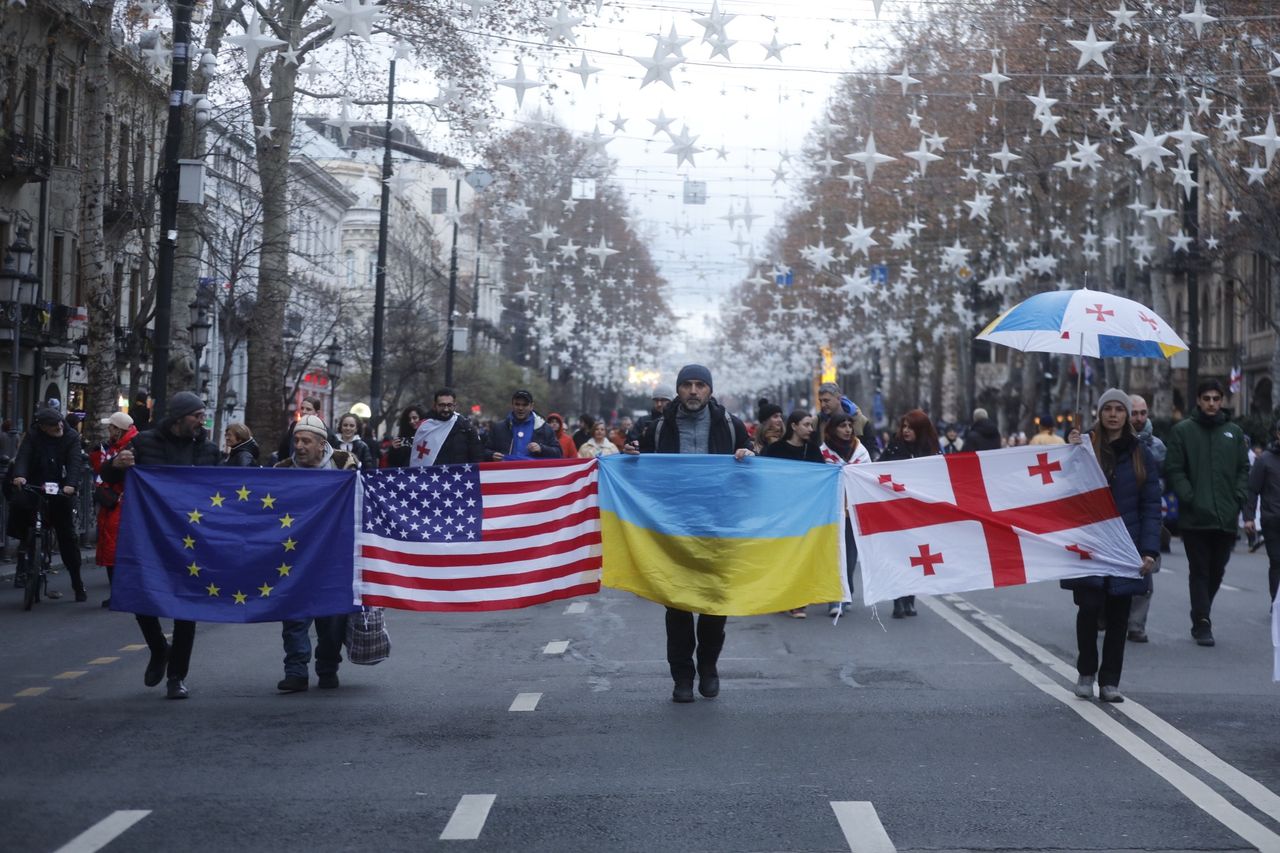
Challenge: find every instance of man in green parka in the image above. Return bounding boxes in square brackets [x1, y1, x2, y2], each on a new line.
[1164, 379, 1250, 647]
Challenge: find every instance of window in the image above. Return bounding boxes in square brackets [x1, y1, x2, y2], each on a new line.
[432, 187, 448, 214]
[129, 266, 140, 324]
[51, 235, 64, 304]
[1250, 253, 1273, 334]
[54, 85, 71, 166]
[117, 123, 130, 191]
[103, 118, 113, 187]
[345, 250, 355, 287]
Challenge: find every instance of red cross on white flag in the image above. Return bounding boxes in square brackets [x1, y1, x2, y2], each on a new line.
[844, 445, 1143, 605]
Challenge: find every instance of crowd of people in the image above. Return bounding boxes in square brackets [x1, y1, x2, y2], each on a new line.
[2, 370, 1271, 706]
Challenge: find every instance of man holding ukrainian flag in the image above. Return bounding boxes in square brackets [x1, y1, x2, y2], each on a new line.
[623, 364, 754, 703]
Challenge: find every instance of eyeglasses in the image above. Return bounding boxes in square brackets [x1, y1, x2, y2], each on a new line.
[1200, 394, 1223, 402]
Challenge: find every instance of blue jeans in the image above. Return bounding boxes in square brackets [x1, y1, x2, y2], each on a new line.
[282, 615, 348, 678]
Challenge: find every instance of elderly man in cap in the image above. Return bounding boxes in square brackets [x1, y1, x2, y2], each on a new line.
[9, 405, 87, 601]
[627, 364, 753, 703]
[627, 385, 675, 447]
[273, 415, 358, 692]
[106, 390, 220, 699]
[91, 411, 139, 608]
[484, 389, 562, 461]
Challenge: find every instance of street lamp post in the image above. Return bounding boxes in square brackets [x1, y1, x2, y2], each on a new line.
[2, 228, 37, 443]
[224, 387, 238, 419]
[188, 299, 211, 380]
[325, 337, 343, 424]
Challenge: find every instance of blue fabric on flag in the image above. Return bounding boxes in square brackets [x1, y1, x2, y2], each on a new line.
[112, 468, 359, 623]
[1096, 335, 1168, 358]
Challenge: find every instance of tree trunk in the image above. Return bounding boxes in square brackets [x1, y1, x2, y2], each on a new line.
[80, 0, 118, 443]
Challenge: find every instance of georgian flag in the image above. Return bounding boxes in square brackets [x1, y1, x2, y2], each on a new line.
[409, 414, 459, 468]
[844, 444, 1142, 605]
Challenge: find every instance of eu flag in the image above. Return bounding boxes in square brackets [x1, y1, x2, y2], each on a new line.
[112, 467, 359, 623]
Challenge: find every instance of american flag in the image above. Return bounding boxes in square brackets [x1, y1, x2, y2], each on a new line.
[357, 459, 601, 611]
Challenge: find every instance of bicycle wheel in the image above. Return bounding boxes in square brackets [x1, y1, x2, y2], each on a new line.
[22, 537, 41, 611]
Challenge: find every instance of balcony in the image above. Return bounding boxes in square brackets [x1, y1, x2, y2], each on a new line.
[103, 185, 155, 231]
[0, 130, 53, 183]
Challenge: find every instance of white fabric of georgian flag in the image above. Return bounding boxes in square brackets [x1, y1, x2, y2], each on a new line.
[844, 444, 1143, 605]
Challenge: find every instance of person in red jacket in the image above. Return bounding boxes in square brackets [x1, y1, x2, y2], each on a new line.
[546, 413, 578, 459]
[89, 411, 138, 608]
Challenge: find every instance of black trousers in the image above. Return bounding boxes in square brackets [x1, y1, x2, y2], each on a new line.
[135, 616, 196, 680]
[1074, 588, 1132, 687]
[1262, 520, 1280, 603]
[665, 608, 725, 683]
[12, 496, 83, 594]
[1182, 529, 1236, 625]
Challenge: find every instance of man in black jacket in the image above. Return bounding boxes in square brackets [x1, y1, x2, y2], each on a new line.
[483, 390, 562, 461]
[411, 388, 483, 467]
[965, 407, 1002, 451]
[1245, 418, 1280, 606]
[627, 364, 753, 703]
[627, 386, 674, 445]
[105, 391, 220, 700]
[10, 406, 87, 601]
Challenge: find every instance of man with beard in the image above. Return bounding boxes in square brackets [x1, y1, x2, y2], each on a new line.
[484, 390, 562, 461]
[410, 388, 483, 467]
[627, 364, 753, 703]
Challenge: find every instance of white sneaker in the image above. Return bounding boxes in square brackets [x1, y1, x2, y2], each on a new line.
[827, 604, 841, 617]
[1099, 685, 1124, 703]
[1073, 675, 1094, 698]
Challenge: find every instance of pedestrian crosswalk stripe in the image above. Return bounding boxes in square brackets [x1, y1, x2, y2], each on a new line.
[440, 794, 496, 840]
[830, 801, 896, 852]
[542, 640, 570, 654]
[509, 692, 542, 711]
[564, 601, 588, 614]
[52, 809, 150, 853]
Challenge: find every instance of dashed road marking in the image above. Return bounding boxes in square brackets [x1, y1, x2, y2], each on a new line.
[88, 657, 119, 665]
[509, 692, 542, 712]
[542, 640, 570, 655]
[54, 671, 88, 680]
[0, 702, 13, 712]
[52, 810, 151, 853]
[15, 687, 49, 697]
[830, 801, 896, 852]
[1220, 583, 1242, 592]
[564, 601, 588, 614]
[119, 644, 147, 652]
[440, 794, 496, 840]
[927, 597, 1280, 852]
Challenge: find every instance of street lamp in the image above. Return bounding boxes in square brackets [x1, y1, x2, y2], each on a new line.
[188, 299, 211, 376]
[325, 337, 343, 424]
[224, 387, 238, 419]
[2, 228, 37, 441]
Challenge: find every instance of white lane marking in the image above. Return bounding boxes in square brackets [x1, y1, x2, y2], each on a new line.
[564, 601, 588, 614]
[54, 671, 88, 680]
[440, 794, 496, 840]
[1220, 583, 1242, 592]
[964, 601, 1280, 822]
[542, 640, 570, 655]
[53, 810, 151, 853]
[88, 656, 120, 665]
[952, 602, 975, 611]
[925, 598, 1280, 852]
[15, 687, 48, 697]
[509, 692, 542, 712]
[830, 801, 896, 853]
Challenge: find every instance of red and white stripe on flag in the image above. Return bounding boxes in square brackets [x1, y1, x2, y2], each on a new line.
[844, 444, 1143, 605]
[358, 459, 601, 611]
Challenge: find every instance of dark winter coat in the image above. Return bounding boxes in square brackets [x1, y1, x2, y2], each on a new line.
[12, 421, 85, 488]
[761, 438, 824, 462]
[1062, 431, 1160, 596]
[1246, 442, 1280, 526]
[878, 439, 936, 462]
[419, 415, 484, 466]
[101, 417, 221, 483]
[965, 417, 1002, 452]
[335, 436, 376, 470]
[225, 438, 261, 467]
[640, 398, 750, 455]
[483, 413, 562, 461]
[1164, 406, 1249, 532]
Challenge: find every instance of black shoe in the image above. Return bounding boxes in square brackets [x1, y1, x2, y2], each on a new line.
[144, 644, 170, 687]
[1192, 619, 1215, 647]
[1127, 630, 1149, 643]
[74, 589, 87, 602]
[672, 681, 695, 703]
[904, 599, 917, 616]
[317, 673, 339, 689]
[892, 600, 905, 619]
[165, 678, 189, 700]
[698, 675, 720, 698]
[101, 598, 111, 608]
[277, 675, 309, 693]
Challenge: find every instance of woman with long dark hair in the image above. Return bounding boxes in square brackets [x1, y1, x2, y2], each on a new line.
[1064, 389, 1159, 703]
[819, 412, 870, 617]
[761, 411, 824, 462]
[384, 405, 426, 467]
[879, 409, 941, 618]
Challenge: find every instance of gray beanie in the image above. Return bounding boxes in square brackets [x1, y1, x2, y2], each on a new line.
[676, 364, 712, 389]
[651, 384, 675, 401]
[167, 391, 205, 419]
[1097, 388, 1131, 418]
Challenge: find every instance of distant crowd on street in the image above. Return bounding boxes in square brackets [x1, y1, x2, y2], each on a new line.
[3, 369, 1275, 706]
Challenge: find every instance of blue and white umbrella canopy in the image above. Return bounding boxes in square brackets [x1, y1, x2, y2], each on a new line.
[977, 288, 1188, 359]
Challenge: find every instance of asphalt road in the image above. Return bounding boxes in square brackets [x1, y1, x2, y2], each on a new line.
[2, 541, 1278, 853]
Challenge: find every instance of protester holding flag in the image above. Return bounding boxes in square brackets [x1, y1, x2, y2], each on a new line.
[809, 382, 872, 461]
[105, 391, 220, 700]
[879, 409, 941, 619]
[762, 411, 823, 463]
[627, 363, 753, 703]
[819, 412, 870, 617]
[384, 405, 427, 468]
[1064, 389, 1160, 703]
[484, 390, 562, 461]
[410, 389, 482, 467]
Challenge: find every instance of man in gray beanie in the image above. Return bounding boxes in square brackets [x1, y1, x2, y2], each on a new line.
[626, 363, 753, 703]
[105, 390, 220, 700]
[627, 384, 675, 447]
[274, 415, 358, 692]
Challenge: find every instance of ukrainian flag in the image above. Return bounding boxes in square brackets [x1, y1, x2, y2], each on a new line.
[597, 455, 844, 615]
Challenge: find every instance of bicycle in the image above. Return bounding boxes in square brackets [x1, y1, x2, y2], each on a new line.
[16, 482, 60, 611]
